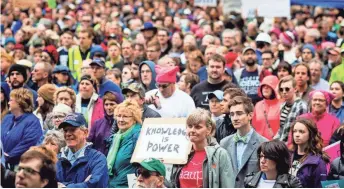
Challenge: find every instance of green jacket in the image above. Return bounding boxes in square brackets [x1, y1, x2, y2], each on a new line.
[168, 137, 233, 188]
[68, 46, 90, 81]
[329, 59, 344, 84]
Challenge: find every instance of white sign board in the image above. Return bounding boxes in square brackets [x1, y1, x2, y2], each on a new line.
[131, 118, 192, 164]
[223, 0, 242, 15]
[241, 0, 290, 18]
[194, 0, 217, 7]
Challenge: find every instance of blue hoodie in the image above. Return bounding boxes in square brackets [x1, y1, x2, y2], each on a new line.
[139, 61, 157, 91]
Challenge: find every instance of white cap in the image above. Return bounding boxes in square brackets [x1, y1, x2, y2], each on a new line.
[53, 103, 73, 114]
[256, 33, 272, 44]
[17, 59, 33, 69]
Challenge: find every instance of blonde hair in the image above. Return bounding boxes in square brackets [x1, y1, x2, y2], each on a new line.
[114, 99, 142, 125]
[10, 88, 34, 113]
[186, 108, 215, 136]
[53, 87, 76, 110]
[1, 52, 14, 65]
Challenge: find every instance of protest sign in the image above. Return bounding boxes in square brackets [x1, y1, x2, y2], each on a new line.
[223, 0, 242, 15]
[13, 0, 39, 9]
[194, 0, 217, 7]
[323, 141, 340, 172]
[321, 180, 344, 188]
[131, 118, 192, 164]
[241, 0, 291, 18]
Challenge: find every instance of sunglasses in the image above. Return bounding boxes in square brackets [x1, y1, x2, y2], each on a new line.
[156, 83, 170, 89]
[279, 87, 290, 93]
[135, 168, 159, 179]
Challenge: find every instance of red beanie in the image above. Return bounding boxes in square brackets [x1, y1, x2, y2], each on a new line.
[225, 52, 238, 69]
[155, 65, 179, 83]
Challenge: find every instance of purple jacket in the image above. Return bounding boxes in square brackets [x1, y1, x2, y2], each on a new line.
[293, 153, 328, 188]
[87, 114, 114, 155]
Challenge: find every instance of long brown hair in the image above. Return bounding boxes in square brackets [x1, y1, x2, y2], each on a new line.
[290, 118, 330, 163]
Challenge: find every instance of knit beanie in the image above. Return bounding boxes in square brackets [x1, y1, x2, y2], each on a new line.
[302, 44, 315, 57]
[8, 64, 27, 81]
[37, 84, 57, 104]
[155, 65, 179, 83]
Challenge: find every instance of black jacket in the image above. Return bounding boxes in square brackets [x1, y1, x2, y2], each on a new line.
[244, 172, 303, 188]
[328, 139, 344, 180]
[215, 115, 236, 143]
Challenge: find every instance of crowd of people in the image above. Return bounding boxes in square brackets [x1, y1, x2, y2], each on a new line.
[1, 0, 344, 188]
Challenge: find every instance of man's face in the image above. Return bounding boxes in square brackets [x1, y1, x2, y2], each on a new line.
[140, 64, 152, 86]
[61, 33, 73, 47]
[55, 72, 69, 84]
[63, 126, 88, 151]
[10, 71, 25, 88]
[220, 93, 230, 114]
[157, 83, 174, 98]
[310, 63, 321, 83]
[134, 45, 145, 58]
[207, 60, 225, 81]
[205, 47, 216, 63]
[15, 158, 48, 188]
[136, 168, 163, 188]
[90, 64, 105, 80]
[125, 91, 144, 106]
[81, 16, 92, 28]
[294, 65, 309, 87]
[262, 53, 273, 69]
[78, 32, 92, 49]
[33, 52, 42, 63]
[209, 97, 221, 116]
[32, 63, 46, 83]
[131, 64, 139, 80]
[157, 30, 169, 46]
[143, 30, 155, 40]
[122, 42, 133, 59]
[229, 104, 252, 130]
[222, 32, 235, 47]
[302, 49, 313, 62]
[279, 81, 295, 102]
[164, 16, 173, 27]
[243, 50, 257, 66]
[146, 46, 160, 62]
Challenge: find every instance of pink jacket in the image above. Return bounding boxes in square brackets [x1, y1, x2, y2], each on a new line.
[76, 93, 105, 130]
[253, 75, 281, 140]
[298, 112, 340, 146]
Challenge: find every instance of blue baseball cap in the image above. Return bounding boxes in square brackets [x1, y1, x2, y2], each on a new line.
[207, 90, 224, 101]
[90, 58, 105, 68]
[4, 37, 16, 46]
[59, 113, 87, 128]
[53, 65, 70, 74]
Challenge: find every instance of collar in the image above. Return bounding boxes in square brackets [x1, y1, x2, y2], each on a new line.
[235, 127, 254, 144]
[13, 113, 28, 121]
[66, 142, 92, 161]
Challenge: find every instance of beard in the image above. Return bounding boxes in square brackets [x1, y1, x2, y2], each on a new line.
[11, 82, 24, 89]
[246, 59, 256, 66]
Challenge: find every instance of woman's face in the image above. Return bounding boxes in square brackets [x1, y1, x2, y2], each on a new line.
[259, 153, 277, 173]
[122, 67, 132, 83]
[262, 85, 273, 99]
[187, 120, 211, 144]
[116, 109, 135, 132]
[57, 92, 73, 107]
[37, 95, 44, 107]
[172, 33, 182, 47]
[108, 45, 120, 58]
[8, 97, 20, 112]
[177, 75, 188, 92]
[293, 122, 310, 146]
[330, 83, 343, 101]
[41, 52, 52, 63]
[79, 80, 94, 99]
[53, 112, 66, 128]
[277, 68, 290, 79]
[104, 100, 117, 116]
[44, 139, 59, 154]
[311, 92, 327, 114]
[189, 60, 202, 74]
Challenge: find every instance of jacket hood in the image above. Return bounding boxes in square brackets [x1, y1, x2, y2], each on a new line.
[139, 61, 157, 91]
[258, 75, 279, 99]
[1, 82, 10, 102]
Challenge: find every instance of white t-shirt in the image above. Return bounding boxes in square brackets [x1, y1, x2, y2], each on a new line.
[257, 176, 276, 188]
[146, 89, 196, 118]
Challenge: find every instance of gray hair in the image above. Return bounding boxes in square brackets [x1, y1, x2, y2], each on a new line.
[43, 130, 66, 152]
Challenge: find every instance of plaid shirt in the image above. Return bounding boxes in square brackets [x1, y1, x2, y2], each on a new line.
[274, 98, 308, 142]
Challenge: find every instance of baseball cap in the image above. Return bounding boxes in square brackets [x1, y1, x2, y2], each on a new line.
[4, 37, 16, 46]
[242, 46, 256, 54]
[122, 83, 146, 98]
[256, 33, 272, 44]
[207, 90, 224, 101]
[53, 65, 70, 74]
[17, 59, 33, 69]
[90, 58, 105, 68]
[136, 158, 166, 177]
[58, 113, 87, 129]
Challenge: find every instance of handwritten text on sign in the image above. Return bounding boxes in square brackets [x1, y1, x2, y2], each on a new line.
[131, 118, 191, 164]
[194, 0, 217, 7]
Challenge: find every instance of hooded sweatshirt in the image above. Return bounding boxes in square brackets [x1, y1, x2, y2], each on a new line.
[252, 76, 282, 140]
[139, 61, 157, 92]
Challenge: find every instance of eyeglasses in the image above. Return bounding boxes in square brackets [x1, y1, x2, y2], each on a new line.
[155, 83, 170, 89]
[53, 114, 65, 120]
[279, 87, 290, 93]
[135, 168, 160, 179]
[15, 166, 40, 176]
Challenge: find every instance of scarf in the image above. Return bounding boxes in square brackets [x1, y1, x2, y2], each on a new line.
[107, 123, 137, 176]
